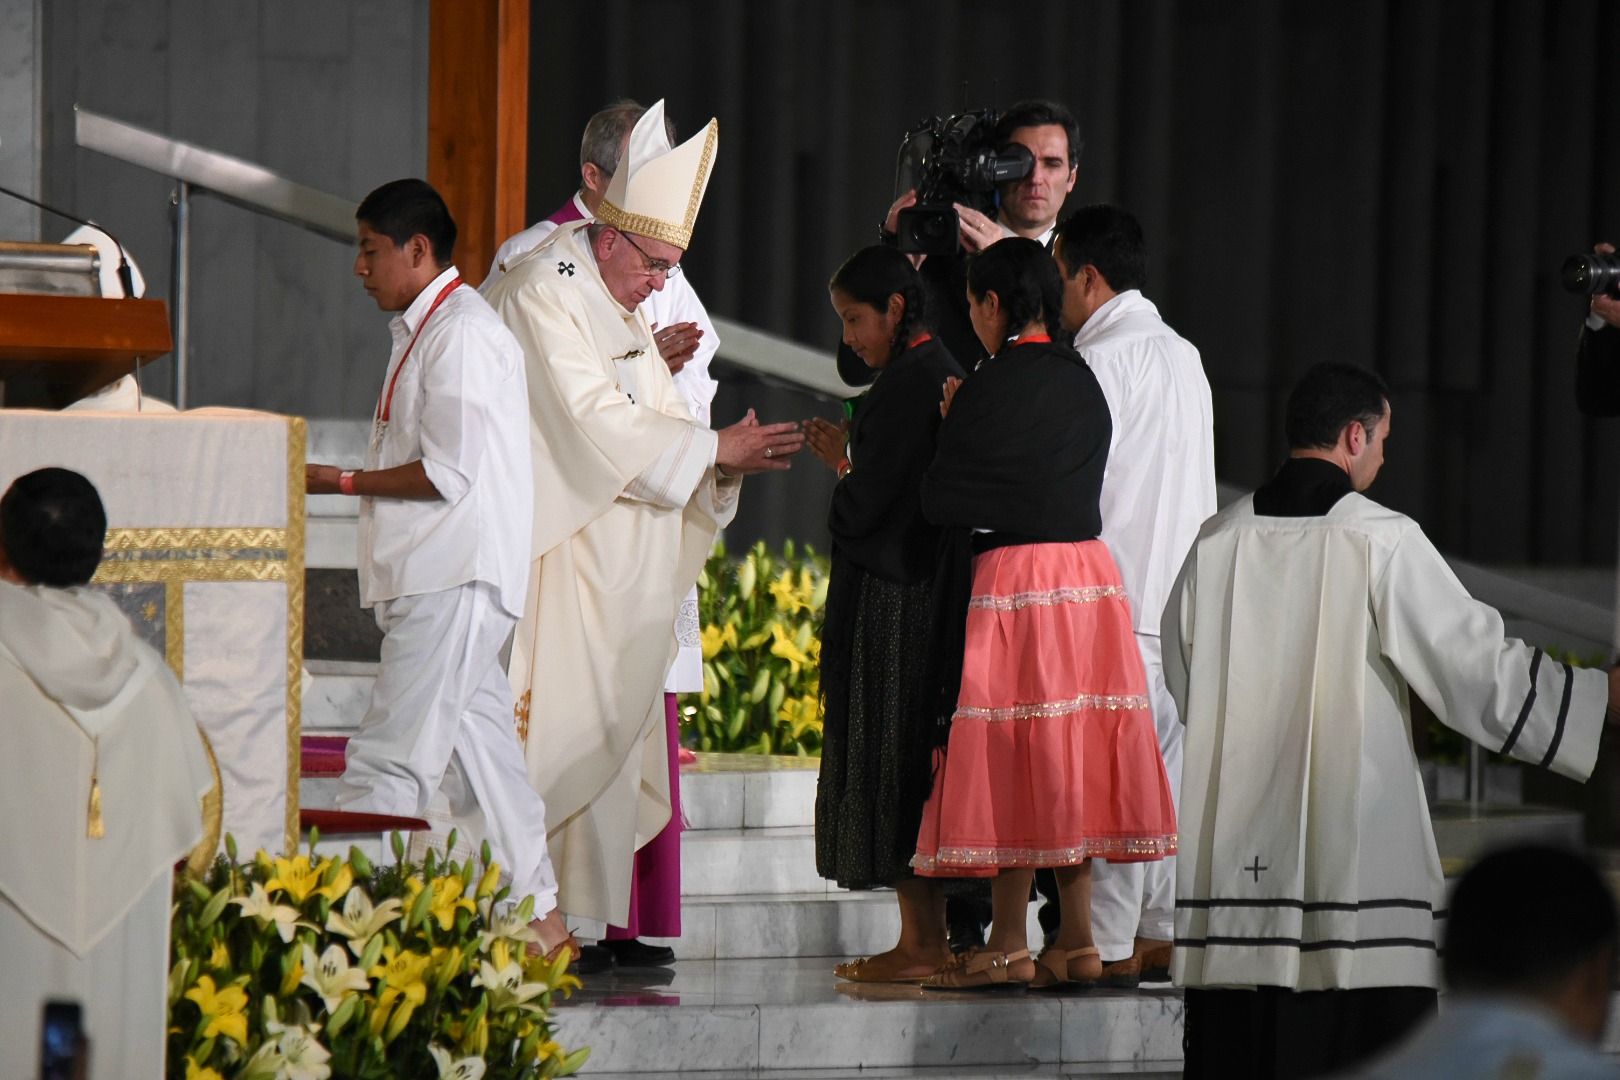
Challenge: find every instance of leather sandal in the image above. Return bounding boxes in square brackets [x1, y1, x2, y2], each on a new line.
[1030, 945, 1102, 991]
[1136, 939, 1173, 983]
[532, 932, 581, 968]
[834, 954, 944, 984]
[920, 947, 1034, 992]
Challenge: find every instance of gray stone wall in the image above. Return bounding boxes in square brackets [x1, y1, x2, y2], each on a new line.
[38, 0, 429, 414]
[0, 0, 41, 240]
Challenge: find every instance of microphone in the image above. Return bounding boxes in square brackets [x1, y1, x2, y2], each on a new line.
[0, 181, 138, 299]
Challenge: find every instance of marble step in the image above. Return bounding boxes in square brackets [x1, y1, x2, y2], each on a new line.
[668, 890, 897, 960]
[551, 958, 1184, 1075]
[681, 826, 824, 896]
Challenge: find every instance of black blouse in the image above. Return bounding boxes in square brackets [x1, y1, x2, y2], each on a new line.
[828, 336, 965, 583]
[921, 338, 1111, 540]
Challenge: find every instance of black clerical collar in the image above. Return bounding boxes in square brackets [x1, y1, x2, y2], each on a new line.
[1252, 457, 1355, 517]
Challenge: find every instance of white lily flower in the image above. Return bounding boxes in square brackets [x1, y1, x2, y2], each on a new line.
[429, 1044, 487, 1080]
[299, 944, 371, 1013]
[231, 883, 312, 944]
[470, 958, 546, 1012]
[272, 1023, 332, 1080]
[475, 897, 541, 953]
[325, 886, 402, 958]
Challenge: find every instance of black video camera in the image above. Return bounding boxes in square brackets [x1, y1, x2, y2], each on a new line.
[893, 110, 1033, 257]
[1561, 252, 1620, 298]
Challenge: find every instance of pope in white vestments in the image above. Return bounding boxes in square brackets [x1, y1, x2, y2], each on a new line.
[484, 101, 803, 925]
[1163, 362, 1618, 1080]
[0, 468, 213, 1076]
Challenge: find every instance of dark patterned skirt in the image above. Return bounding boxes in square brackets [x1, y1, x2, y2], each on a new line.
[815, 553, 935, 890]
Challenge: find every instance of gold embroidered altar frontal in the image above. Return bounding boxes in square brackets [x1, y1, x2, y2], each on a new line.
[0, 408, 304, 856]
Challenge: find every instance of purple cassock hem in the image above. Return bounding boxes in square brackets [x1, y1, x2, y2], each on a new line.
[604, 692, 684, 940]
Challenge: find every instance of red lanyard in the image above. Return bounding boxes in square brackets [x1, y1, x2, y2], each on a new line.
[1009, 332, 1051, 347]
[376, 277, 462, 422]
[907, 332, 934, 348]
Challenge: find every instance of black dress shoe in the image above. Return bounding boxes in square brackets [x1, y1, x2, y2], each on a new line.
[574, 944, 618, 974]
[601, 937, 676, 967]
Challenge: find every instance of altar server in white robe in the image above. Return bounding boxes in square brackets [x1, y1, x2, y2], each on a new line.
[488, 98, 721, 964]
[305, 179, 574, 962]
[1053, 205, 1215, 986]
[1164, 361, 1620, 1080]
[0, 468, 213, 1076]
[484, 101, 804, 926]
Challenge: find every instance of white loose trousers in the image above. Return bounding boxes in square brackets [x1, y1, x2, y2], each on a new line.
[1090, 632, 1181, 961]
[338, 581, 558, 914]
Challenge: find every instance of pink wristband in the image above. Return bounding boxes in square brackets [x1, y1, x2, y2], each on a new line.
[338, 470, 357, 496]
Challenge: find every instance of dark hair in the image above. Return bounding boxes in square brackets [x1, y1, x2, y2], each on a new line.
[581, 99, 677, 174]
[0, 468, 107, 587]
[1055, 204, 1147, 292]
[829, 246, 931, 356]
[1444, 844, 1618, 994]
[994, 99, 1082, 170]
[966, 236, 1064, 343]
[356, 179, 456, 266]
[1284, 362, 1389, 450]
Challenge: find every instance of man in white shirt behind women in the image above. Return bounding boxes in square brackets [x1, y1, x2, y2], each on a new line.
[1054, 204, 1216, 985]
[305, 178, 573, 964]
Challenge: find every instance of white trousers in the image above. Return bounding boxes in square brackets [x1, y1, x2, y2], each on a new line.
[1091, 631, 1181, 961]
[338, 581, 558, 916]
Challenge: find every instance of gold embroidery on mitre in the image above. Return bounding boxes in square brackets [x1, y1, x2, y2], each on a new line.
[681, 120, 719, 236]
[596, 200, 693, 250]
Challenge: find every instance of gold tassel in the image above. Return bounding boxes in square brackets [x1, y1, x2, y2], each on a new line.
[87, 736, 105, 839]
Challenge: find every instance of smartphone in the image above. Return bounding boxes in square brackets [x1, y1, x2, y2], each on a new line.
[40, 1001, 86, 1080]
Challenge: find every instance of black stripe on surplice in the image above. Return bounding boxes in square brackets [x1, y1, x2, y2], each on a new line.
[1538, 661, 1574, 768]
[1176, 898, 1434, 913]
[1175, 935, 1437, 953]
[1499, 648, 1543, 755]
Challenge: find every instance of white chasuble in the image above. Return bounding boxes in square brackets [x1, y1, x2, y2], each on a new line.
[1164, 493, 1607, 992]
[484, 223, 739, 923]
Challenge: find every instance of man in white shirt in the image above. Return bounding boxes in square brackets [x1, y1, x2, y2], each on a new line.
[1353, 844, 1619, 1080]
[1054, 204, 1216, 986]
[1164, 361, 1620, 1079]
[487, 99, 720, 967]
[305, 179, 572, 963]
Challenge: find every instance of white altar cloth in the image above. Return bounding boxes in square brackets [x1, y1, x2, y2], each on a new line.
[0, 407, 304, 855]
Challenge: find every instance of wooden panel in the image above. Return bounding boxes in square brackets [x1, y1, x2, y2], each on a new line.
[428, 0, 528, 288]
[0, 295, 171, 408]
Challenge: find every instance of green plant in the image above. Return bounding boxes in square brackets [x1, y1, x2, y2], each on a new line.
[167, 832, 587, 1080]
[679, 539, 828, 756]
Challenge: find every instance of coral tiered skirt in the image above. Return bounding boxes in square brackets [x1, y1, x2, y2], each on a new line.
[913, 541, 1177, 877]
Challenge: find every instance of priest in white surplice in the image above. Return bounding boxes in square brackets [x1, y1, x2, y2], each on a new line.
[1164, 362, 1620, 1080]
[484, 101, 804, 927]
[0, 468, 213, 1076]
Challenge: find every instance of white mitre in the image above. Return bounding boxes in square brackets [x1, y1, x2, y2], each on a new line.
[596, 99, 718, 251]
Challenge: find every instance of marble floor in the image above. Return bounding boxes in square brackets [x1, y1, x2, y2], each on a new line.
[548, 958, 1184, 1076]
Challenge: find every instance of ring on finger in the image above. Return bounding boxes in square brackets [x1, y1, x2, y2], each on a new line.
[765, 447, 774, 458]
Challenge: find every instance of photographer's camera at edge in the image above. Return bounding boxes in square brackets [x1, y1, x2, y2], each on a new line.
[1568, 241, 1620, 417]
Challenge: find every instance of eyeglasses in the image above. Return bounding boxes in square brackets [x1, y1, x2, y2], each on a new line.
[617, 230, 683, 278]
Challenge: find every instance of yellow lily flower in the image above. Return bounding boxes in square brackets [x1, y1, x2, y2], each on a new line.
[185, 1056, 224, 1080]
[207, 939, 231, 970]
[369, 946, 432, 1007]
[266, 855, 322, 903]
[183, 974, 249, 1046]
[699, 622, 738, 660]
[769, 623, 813, 677]
[407, 874, 478, 931]
[767, 571, 808, 612]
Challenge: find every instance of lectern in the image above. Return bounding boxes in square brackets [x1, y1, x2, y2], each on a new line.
[0, 293, 171, 409]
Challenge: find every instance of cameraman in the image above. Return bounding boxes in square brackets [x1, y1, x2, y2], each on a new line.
[1577, 241, 1620, 416]
[876, 99, 1081, 366]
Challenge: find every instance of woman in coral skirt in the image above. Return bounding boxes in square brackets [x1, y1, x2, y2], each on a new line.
[912, 237, 1177, 992]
